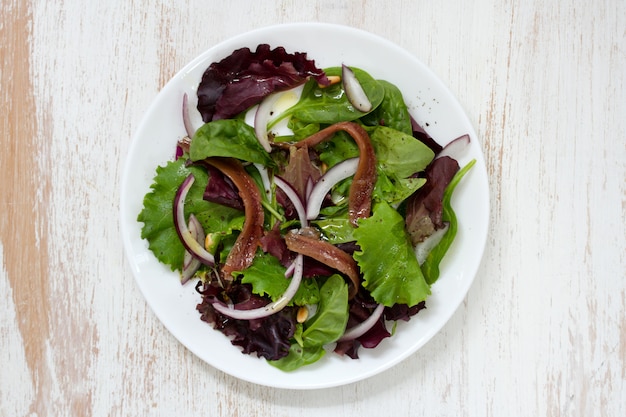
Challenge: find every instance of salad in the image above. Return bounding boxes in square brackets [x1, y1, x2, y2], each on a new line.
[137, 44, 475, 371]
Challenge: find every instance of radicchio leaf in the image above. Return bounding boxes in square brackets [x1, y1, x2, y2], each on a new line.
[197, 44, 329, 122]
[203, 164, 244, 210]
[384, 300, 426, 322]
[334, 292, 391, 359]
[196, 282, 297, 361]
[404, 156, 459, 245]
[281, 145, 322, 201]
[275, 145, 323, 221]
[260, 224, 291, 266]
[410, 116, 442, 154]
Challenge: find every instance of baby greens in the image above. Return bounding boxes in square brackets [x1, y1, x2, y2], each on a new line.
[270, 275, 349, 371]
[190, 119, 275, 167]
[138, 44, 475, 371]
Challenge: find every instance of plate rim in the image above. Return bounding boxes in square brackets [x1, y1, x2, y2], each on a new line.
[120, 22, 490, 389]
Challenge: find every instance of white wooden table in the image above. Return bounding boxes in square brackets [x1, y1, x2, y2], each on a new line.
[1, 1, 624, 416]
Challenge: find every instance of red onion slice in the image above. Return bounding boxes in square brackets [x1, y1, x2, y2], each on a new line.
[274, 176, 308, 227]
[173, 174, 215, 266]
[182, 93, 196, 138]
[304, 176, 314, 200]
[436, 134, 470, 161]
[306, 157, 359, 220]
[181, 214, 205, 284]
[337, 303, 385, 342]
[212, 254, 304, 320]
[253, 162, 272, 200]
[284, 261, 296, 278]
[254, 92, 281, 152]
[415, 223, 449, 264]
[182, 214, 204, 269]
[342, 64, 372, 112]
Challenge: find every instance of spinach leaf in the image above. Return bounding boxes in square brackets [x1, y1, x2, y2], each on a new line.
[316, 125, 433, 206]
[361, 80, 413, 135]
[269, 274, 349, 371]
[301, 274, 349, 346]
[422, 159, 476, 284]
[316, 130, 360, 168]
[367, 125, 434, 205]
[368, 125, 434, 178]
[189, 118, 274, 166]
[268, 343, 325, 372]
[275, 67, 384, 126]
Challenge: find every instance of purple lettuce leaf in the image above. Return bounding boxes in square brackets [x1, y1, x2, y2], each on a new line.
[202, 164, 244, 211]
[404, 156, 459, 245]
[260, 224, 291, 266]
[411, 116, 443, 154]
[197, 44, 329, 122]
[333, 292, 391, 359]
[384, 300, 426, 322]
[196, 282, 297, 360]
[334, 295, 427, 359]
[281, 146, 322, 201]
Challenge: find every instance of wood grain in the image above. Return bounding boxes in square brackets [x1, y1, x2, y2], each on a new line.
[1, 0, 624, 416]
[0, 1, 54, 415]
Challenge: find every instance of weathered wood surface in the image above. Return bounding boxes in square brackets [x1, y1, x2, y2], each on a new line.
[1, 1, 624, 416]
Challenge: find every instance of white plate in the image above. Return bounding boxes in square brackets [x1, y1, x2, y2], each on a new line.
[120, 22, 489, 389]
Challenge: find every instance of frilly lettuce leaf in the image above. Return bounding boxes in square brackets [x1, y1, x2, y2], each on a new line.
[238, 252, 320, 306]
[137, 157, 243, 271]
[353, 201, 430, 307]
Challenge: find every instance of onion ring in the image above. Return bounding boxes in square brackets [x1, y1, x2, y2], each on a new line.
[173, 175, 215, 266]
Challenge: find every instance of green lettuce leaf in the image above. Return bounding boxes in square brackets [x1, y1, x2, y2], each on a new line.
[189, 118, 274, 166]
[137, 157, 243, 271]
[311, 216, 355, 244]
[285, 117, 320, 141]
[374, 170, 427, 206]
[353, 201, 430, 307]
[238, 252, 320, 306]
